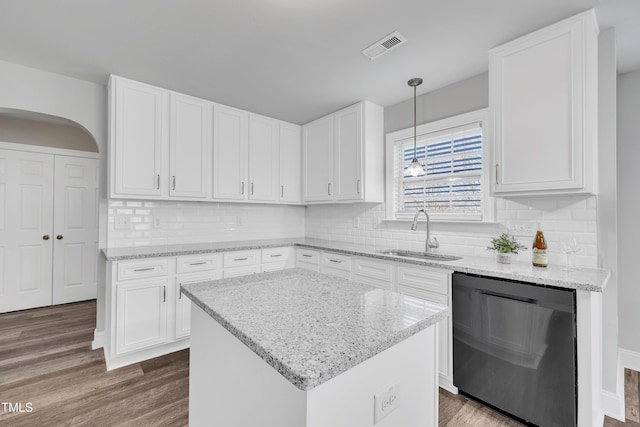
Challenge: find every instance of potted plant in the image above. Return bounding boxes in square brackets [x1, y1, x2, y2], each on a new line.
[487, 233, 526, 264]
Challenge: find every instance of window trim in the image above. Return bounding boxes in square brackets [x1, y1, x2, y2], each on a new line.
[385, 108, 494, 222]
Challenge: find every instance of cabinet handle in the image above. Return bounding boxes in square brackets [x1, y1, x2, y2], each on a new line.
[270, 254, 282, 258]
[157, 174, 160, 190]
[172, 176, 176, 190]
[329, 259, 342, 263]
[302, 254, 312, 258]
[328, 183, 331, 196]
[162, 286, 166, 303]
[495, 164, 499, 184]
[251, 182, 254, 195]
[134, 267, 155, 272]
[189, 261, 207, 266]
[357, 179, 361, 194]
[234, 257, 249, 261]
[241, 182, 245, 195]
[178, 284, 182, 300]
[42, 235, 50, 240]
[56, 235, 64, 240]
[281, 185, 284, 197]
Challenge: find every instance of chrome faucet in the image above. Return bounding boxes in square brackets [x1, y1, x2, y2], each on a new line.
[411, 209, 439, 253]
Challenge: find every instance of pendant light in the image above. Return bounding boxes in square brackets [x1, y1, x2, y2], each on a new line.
[406, 77, 426, 177]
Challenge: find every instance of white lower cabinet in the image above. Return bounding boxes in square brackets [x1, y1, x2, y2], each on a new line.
[396, 265, 454, 393]
[320, 252, 352, 280]
[295, 248, 321, 272]
[175, 271, 220, 339]
[115, 278, 168, 355]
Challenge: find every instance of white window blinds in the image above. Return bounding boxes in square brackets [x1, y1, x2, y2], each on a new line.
[393, 122, 484, 220]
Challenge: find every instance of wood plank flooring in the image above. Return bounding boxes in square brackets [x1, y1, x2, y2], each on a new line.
[0, 300, 638, 426]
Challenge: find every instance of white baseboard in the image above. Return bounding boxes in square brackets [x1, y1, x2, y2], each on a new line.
[620, 347, 640, 372]
[602, 347, 640, 422]
[91, 329, 105, 350]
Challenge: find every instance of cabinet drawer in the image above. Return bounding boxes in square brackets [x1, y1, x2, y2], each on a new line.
[322, 266, 352, 280]
[353, 258, 393, 282]
[176, 254, 220, 274]
[261, 262, 288, 273]
[262, 247, 291, 264]
[296, 261, 320, 273]
[117, 258, 169, 281]
[396, 266, 450, 295]
[296, 248, 320, 265]
[223, 250, 260, 268]
[321, 252, 351, 272]
[223, 265, 260, 278]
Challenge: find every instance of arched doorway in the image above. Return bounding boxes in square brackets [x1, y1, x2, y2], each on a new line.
[0, 109, 100, 312]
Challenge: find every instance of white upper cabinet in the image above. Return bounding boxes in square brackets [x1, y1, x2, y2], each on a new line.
[303, 115, 334, 202]
[248, 114, 279, 201]
[490, 10, 598, 196]
[110, 77, 165, 197]
[302, 101, 384, 203]
[279, 122, 301, 203]
[110, 76, 213, 200]
[334, 103, 363, 201]
[212, 105, 249, 200]
[169, 93, 211, 198]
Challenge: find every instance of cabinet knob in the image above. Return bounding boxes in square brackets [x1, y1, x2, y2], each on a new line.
[56, 235, 64, 240]
[42, 235, 50, 240]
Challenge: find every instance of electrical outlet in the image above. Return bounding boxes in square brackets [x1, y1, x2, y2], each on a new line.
[353, 216, 360, 228]
[374, 382, 401, 424]
[114, 216, 129, 230]
[235, 216, 243, 226]
[509, 221, 534, 236]
[153, 217, 161, 228]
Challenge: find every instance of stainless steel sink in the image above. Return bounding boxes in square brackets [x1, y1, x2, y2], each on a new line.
[377, 249, 462, 261]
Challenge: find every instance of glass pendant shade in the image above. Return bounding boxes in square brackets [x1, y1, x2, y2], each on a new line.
[407, 77, 425, 177]
[407, 157, 425, 177]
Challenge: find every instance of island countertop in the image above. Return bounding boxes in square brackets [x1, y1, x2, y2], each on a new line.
[181, 268, 448, 391]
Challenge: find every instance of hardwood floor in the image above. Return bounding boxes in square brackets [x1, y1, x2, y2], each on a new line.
[1, 300, 639, 426]
[0, 301, 188, 426]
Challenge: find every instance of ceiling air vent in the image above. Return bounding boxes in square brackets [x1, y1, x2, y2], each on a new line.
[361, 31, 407, 60]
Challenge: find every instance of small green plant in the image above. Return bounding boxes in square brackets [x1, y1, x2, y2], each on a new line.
[487, 233, 527, 254]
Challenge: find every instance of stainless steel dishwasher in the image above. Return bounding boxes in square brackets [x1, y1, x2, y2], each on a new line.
[452, 272, 576, 427]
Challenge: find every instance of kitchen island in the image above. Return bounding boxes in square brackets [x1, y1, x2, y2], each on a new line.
[181, 268, 448, 427]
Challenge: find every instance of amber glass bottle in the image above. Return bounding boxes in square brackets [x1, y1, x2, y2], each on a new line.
[532, 224, 548, 267]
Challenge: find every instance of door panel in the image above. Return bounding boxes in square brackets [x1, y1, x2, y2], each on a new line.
[302, 116, 333, 202]
[0, 150, 53, 313]
[213, 106, 248, 200]
[53, 156, 99, 304]
[334, 104, 362, 200]
[248, 115, 278, 201]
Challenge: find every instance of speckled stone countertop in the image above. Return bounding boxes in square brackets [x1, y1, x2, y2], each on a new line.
[102, 237, 610, 292]
[181, 268, 448, 391]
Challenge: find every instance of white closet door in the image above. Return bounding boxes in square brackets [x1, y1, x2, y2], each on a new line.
[52, 156, 99, 304]
[0, 149, 54, 313]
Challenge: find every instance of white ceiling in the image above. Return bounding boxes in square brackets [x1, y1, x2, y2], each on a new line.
[0, 0, 638, 124]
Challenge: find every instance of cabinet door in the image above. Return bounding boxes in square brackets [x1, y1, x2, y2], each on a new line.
[175, 271, 219, 339]
[112, 78, 164, 197]
[213, 105, 248, 200]
[278, 122, 301, 203]
[115, 278, 168, 355]
[248, 115, 279, 201]
[52, 156, 98, 305]
[334, 104, 363, 201]
[302, 116, 333, 202]
[0, 150, 54, 313]
[491, 15, 594, 195]
[169, 94, 211, 198]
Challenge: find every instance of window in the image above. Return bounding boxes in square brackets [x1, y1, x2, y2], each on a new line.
[385, 109, 492, 221]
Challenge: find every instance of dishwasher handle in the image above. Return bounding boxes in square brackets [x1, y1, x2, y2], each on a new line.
[479, 290, 537, 305]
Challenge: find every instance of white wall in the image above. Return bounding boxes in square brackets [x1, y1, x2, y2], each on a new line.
[617, 69, 640, 355]
[107, 200, 305, 247]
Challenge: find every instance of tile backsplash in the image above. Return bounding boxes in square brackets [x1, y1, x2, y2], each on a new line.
[304, 195, 598, 268]
[107, 200, 305, 248]
[107, 195, 598, 268]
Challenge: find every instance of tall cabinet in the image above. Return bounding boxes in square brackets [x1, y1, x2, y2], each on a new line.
[302, 101, 384, 203]
[490, 10, 599, 196]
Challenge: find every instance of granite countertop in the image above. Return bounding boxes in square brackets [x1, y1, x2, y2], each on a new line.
[181, 268, 448, 391]
[102, 237, 610, 292]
